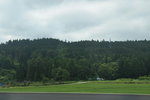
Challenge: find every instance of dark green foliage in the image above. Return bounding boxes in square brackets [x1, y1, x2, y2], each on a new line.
[138, 75, 150, 80]
[52, 67, 70, 81]
[0, 38, 150, 82]
[0, 68, 16, 82]
[98, 62, 119, 80]
[42, 77, 49, 85]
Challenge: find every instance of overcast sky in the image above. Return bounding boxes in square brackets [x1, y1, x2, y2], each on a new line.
[0, 0, 150, 43]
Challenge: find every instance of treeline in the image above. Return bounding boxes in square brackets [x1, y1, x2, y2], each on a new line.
[0, 38, 150, 83]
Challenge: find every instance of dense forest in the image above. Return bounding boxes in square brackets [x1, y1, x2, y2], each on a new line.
[0, 38, 150, 83]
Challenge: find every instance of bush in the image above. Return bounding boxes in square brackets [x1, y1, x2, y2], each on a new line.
[42, 77, 49, 85]
[52, 67, 70, 82]
[138, 75, 150, 80]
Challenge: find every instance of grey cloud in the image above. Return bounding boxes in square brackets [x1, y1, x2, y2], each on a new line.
[52, 12, 101, 33]
[0, 0, 150, 42]
[23, 0, 64, 9]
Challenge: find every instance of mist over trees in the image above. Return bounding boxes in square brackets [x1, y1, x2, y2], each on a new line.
[0, 38, 150, 83]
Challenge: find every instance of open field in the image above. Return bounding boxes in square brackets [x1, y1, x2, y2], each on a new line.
[0, 81, 150, 94]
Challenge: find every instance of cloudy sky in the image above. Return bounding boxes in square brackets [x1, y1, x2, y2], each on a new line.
[0, 0, 150, 43]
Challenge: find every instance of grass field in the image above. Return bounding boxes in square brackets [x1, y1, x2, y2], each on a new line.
[0, 81, 150, 94]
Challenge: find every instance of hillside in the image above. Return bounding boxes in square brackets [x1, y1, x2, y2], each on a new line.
[0, 38, 150, 83]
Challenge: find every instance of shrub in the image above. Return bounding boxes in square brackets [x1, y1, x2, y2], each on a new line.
[138, 75, 150, 80]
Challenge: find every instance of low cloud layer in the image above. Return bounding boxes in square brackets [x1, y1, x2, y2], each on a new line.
[0, 0, 150, 43]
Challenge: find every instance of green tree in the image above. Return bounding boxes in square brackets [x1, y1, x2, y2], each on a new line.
[52, 67, 70, 82]
[98, 62, 119, 80]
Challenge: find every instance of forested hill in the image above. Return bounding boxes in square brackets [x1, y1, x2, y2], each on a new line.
[0, 38, 150, 82]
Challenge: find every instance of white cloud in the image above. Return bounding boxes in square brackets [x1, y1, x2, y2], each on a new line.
[0, 0, 150, 42]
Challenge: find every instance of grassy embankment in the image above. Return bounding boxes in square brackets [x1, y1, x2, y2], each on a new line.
[0, 80, 150, 94]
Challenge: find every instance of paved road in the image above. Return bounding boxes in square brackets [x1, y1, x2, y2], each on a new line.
[0, 93, 150, 100]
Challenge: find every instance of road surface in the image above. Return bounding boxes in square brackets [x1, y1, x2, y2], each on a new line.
[0, 93, 150, 100]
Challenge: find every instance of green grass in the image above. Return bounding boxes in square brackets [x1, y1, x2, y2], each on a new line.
[0, 81, 150, 94]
